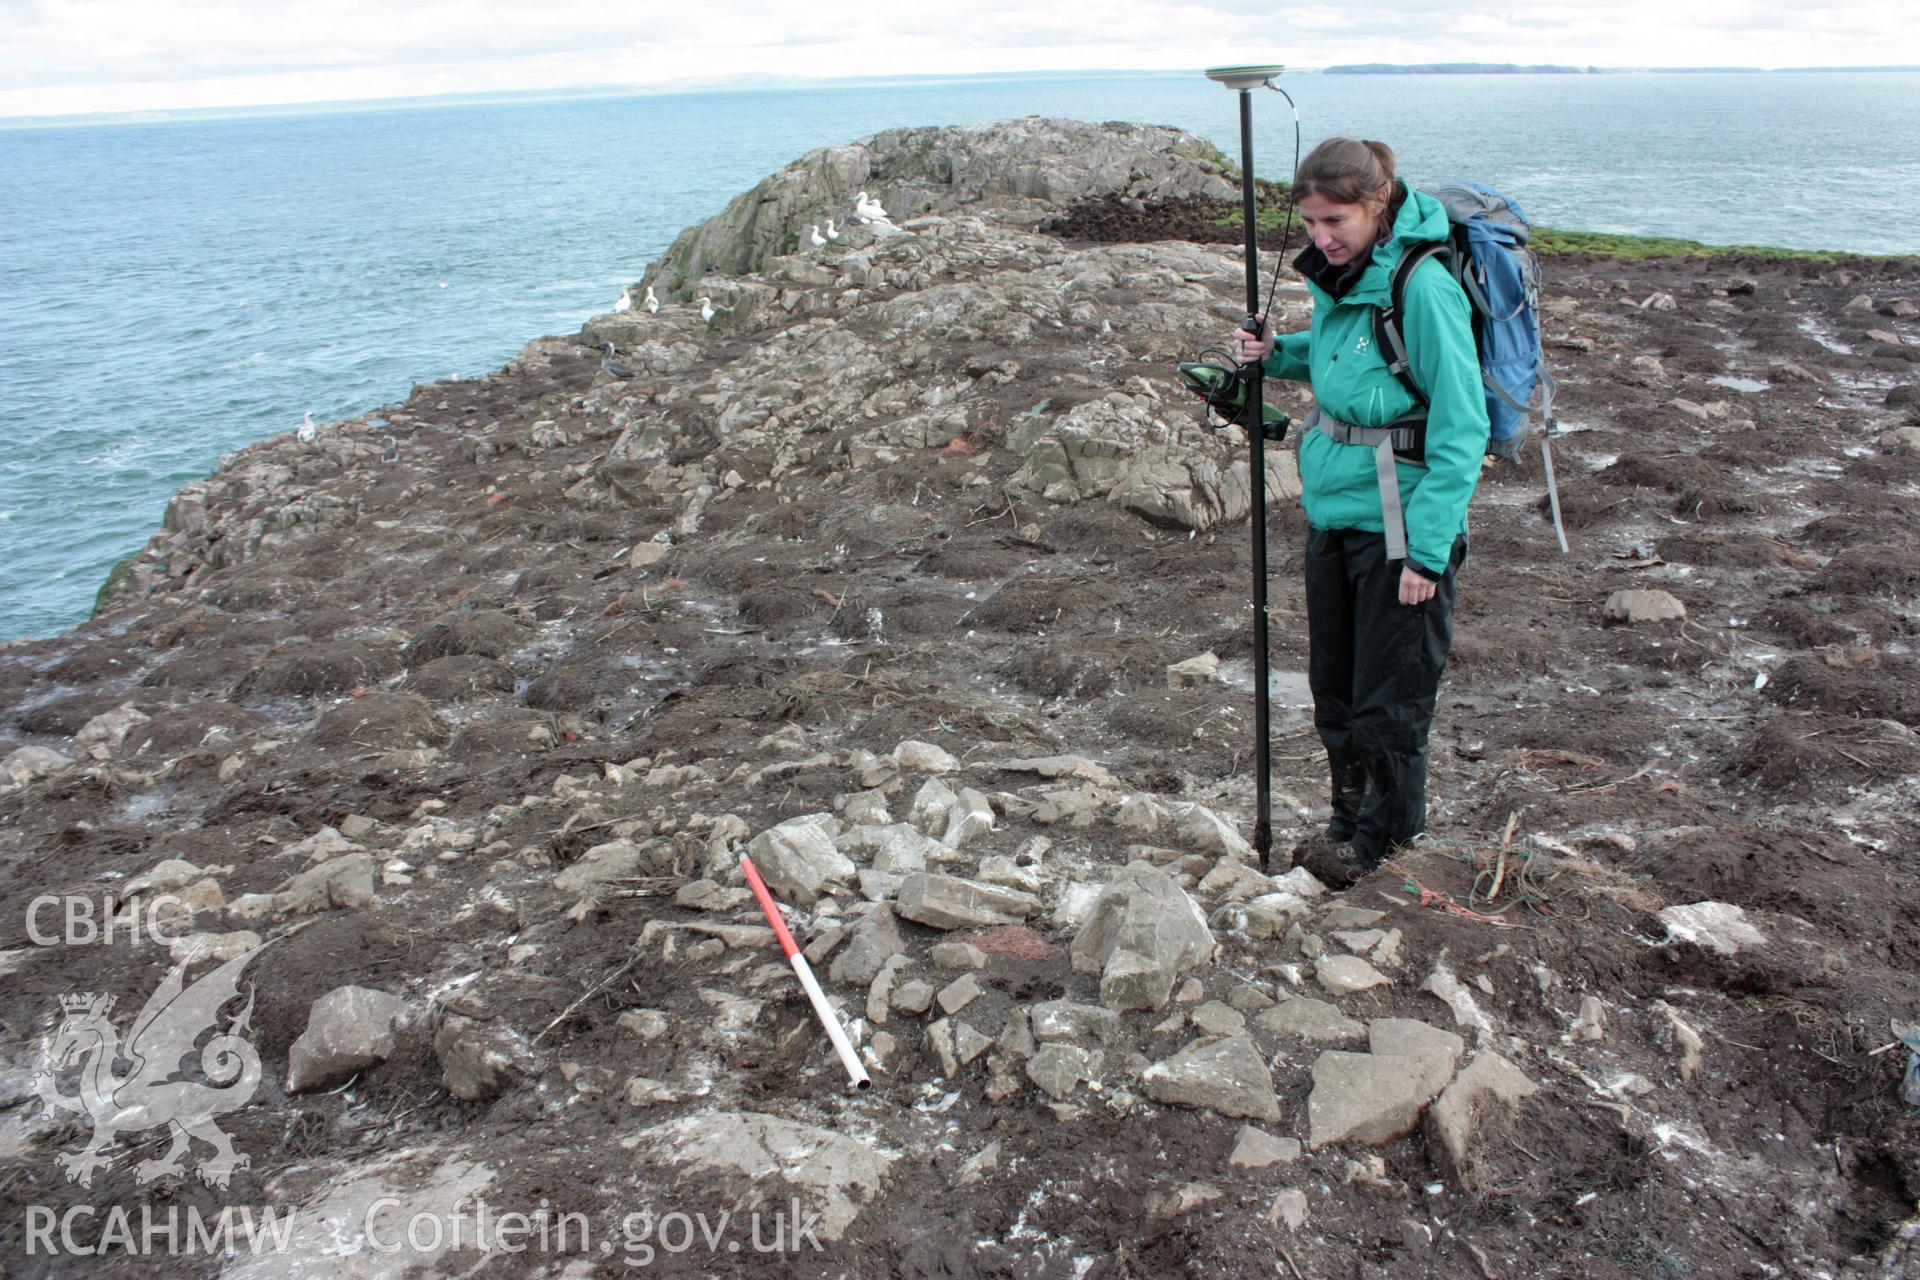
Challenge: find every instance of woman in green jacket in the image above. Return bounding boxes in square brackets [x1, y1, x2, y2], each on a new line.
[1235, 136, 1489, 887]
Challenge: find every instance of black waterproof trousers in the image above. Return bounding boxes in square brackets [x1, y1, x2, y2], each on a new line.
[1304, 526, 1466, 863]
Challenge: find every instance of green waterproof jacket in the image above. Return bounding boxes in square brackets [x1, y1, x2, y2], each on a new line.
[1264, 183, 1490, 579]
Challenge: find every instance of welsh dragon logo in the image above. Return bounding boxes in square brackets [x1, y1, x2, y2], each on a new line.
[33, 947, 266, 1189]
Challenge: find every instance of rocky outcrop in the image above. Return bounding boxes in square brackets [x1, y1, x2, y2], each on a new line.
[643, 118, 1236, 292]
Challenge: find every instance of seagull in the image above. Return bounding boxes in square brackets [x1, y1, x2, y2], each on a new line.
[699, 296, 716, 324]
[614, 287, 632, 312]
[381, 435, 398, 463]
[810, 224, 826, 247]
[297, 410, 316, 444]
[600, 342, 636, 379]
[855, 191, 891, 223]
[825, 218, 840, 241]
[644, 285, 659, 314]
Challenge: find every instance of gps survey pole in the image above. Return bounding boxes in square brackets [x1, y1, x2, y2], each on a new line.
[1204, 64, 1286, 871]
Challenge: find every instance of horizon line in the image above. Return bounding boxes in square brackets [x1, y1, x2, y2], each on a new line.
[4, 62, 1915, 126]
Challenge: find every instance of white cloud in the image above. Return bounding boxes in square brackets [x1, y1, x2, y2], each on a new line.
[0, 0, 1913, 117]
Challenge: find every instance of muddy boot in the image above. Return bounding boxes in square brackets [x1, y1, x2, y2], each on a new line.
[1325, 749, 1367, 843]
[1290, 834, 1364, 890]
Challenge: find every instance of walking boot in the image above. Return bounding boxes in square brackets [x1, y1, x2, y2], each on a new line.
[1325, 749, 1367, 843]
[1290, 834, 1364, 890]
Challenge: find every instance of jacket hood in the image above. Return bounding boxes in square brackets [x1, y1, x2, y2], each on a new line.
[1292, 181, 1451, 306]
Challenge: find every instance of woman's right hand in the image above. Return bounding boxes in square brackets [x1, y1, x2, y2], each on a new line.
[1234, 316, 1273, 365]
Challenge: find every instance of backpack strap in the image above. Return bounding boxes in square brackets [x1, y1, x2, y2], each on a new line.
[1374, 241, 1450, 410]
[1304, 406, 1428, 564]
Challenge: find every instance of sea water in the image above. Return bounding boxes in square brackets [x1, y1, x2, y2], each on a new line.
[2, 70, 1916, 642]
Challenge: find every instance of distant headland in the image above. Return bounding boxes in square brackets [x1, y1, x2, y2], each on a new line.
[1324, 62, 1919, 74]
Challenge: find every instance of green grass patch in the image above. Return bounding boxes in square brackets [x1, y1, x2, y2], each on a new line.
[1211, 180, 1294, 233]
[1529, 225, 1902, 263]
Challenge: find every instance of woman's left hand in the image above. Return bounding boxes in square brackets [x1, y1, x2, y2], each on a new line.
[1398, 567, 1436, 606]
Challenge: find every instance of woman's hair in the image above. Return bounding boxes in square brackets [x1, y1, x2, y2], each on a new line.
[1294, 137, 1402, 239]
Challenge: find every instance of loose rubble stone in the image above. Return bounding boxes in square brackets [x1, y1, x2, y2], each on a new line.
[937, 973, 983, 1015]
[74, 703, 151, 759]
[892, 980, 935, 1015]
[434, 1015, 540, 1101]
[1168, 802, 1254, 861]
[867, 954, 909, 1023]
[1570, 996, 1606, 1042]
[1308, 1049, 1449, 1149]
[1190, 1001, 1246, 1037]
[1604, 588, 1686, 625]
[1027, 1043, 1094, 1099]
[1426, 1052, 1539, 1190]
[1269, 1189, 1310, 1230]
[1, 745, 72, 788]
[1228, 1125, 1301, 1169]
[1031, 999, 1123, 1046]
[288, 985, 404, 1093]
[1166, 652, 1220, 689]
[1146, 1181, 1223, 1219]
[1071, 861, 1214, 1011]
[625, 1077, 682, 1108]
[894, 739, 960, 772]
[943, 788, 996, 849]
[1658, 900, 1766, 956]
[896, 872, 1040, 929]
[930, 941, 988, 970]
[1315, 954, 1390, 995]
[1255, 997, 1367, 1044]
[618, 1009, 669, 1040]
[746, 814, 853, 905]
[1141, 1034, 1280, 1121]
[841, 823, 946, 874]
[277, 853, 376, 915]
[908, 777, 959, 836]
[553, 839, 647, 895]
[168, 930, 260, 966]
[957, 1141, 1001, 1186]
[1369, 1019, 1464, 1098]
[829, 907, 907, 986]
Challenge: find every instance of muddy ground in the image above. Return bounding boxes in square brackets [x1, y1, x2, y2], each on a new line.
[2, 173, 1919, 1280]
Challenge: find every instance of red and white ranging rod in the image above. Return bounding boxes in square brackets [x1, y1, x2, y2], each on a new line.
[739, 853, 872, 1091]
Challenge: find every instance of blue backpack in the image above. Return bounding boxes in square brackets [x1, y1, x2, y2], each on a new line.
[1373, 181, 1557, 461]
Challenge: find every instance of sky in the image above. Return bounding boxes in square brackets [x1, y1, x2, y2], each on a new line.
[0, 0, 1913, 119]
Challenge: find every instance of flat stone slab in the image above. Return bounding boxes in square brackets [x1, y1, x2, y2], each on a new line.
[1308, 1049, 1450, 1149]
[896, 872, 1040, 930]
[1368, 1018, 1465, 1098]
[1142, 1034, 1280, 1121]
[1315, 954, 1390, 995]
[1228, 1125, 1301, 1169]
[1254, 997, 1367, 1045]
